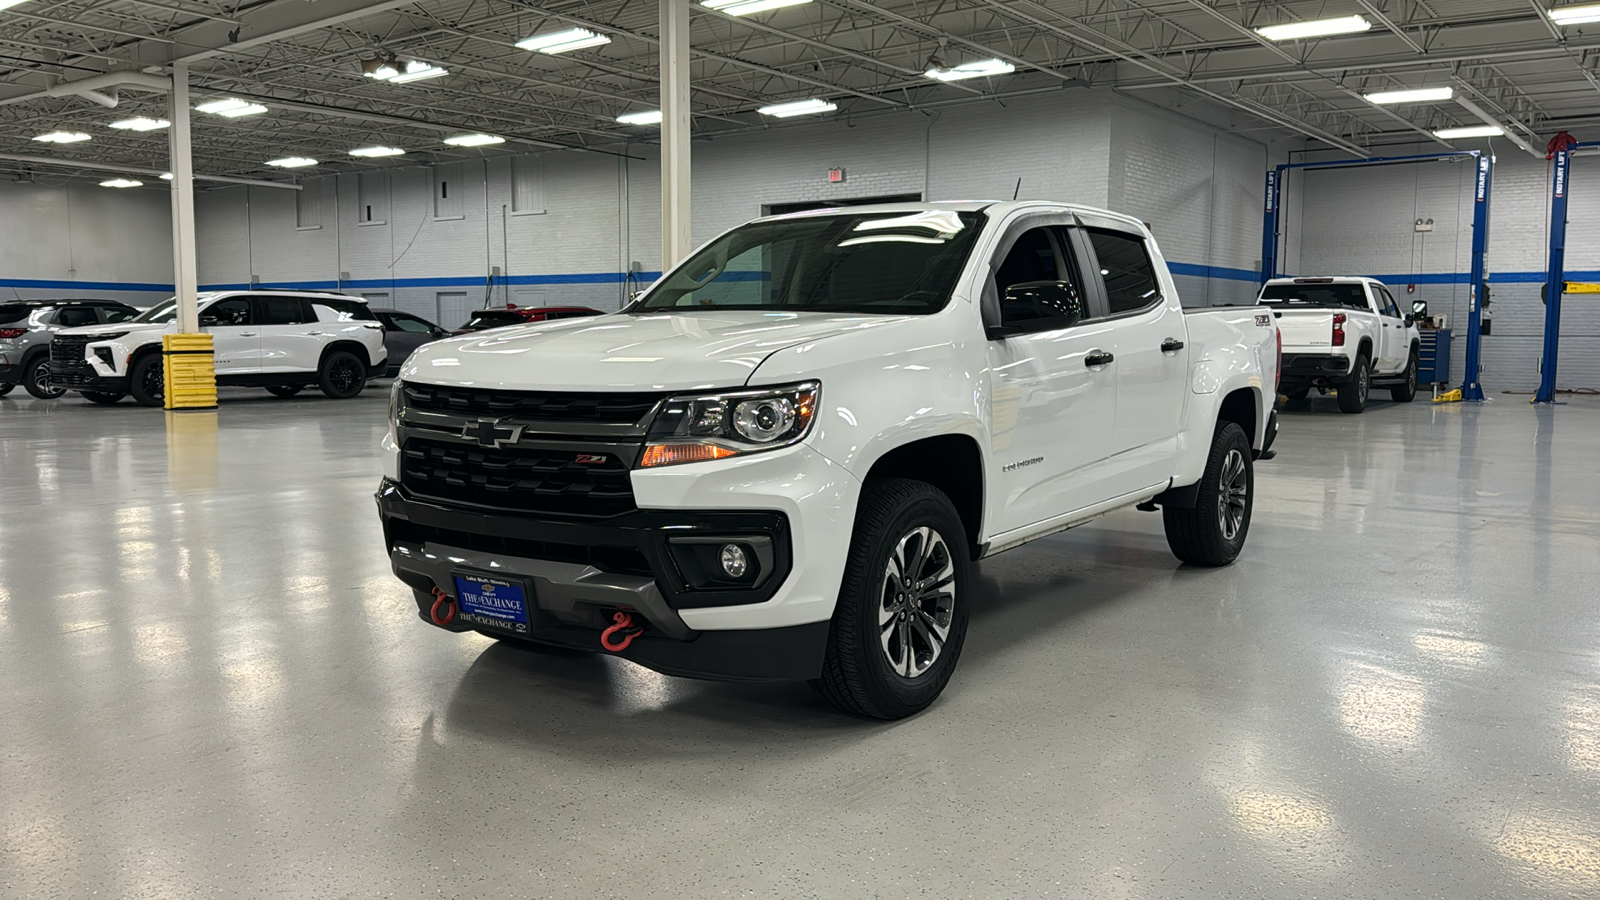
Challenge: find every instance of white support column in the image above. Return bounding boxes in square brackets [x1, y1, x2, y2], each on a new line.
[168, 61, 200, 334]
[659, 0, 692, 268]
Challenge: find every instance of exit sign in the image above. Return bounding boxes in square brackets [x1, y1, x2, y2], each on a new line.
[827, 168, 845, 183]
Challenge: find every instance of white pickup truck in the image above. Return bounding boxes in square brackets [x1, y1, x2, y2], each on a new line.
[1259, 276, 1420, 413]
[378, 201, 1280, 718]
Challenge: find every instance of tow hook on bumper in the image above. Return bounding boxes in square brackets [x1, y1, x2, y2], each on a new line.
[428, 585, 457, 626]
[600, 610, 644, 652]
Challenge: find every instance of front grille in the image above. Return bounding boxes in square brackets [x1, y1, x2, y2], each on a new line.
[403, 382, 663, 423]
[400, 437, 636, 517]
[388, 519, 652, 576]
[49, 335, 98, 386]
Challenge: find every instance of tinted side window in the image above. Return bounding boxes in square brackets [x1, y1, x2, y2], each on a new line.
[55, 307, 99, 327]
[1087, 230, 1160, 315]
[1376, 286, 1401, 318]
[259, 296, 312, 325]
[994, 228, 1086, 330]
[993, 227, 1060, 296]
[0, 305, 28, 325]
[201, 298, 252, 326]
[388, 315, 434, 333]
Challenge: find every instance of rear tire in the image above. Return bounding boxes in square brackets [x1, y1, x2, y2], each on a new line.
[24, 356, 65, 399]
[318, 351, 367, 399]
[1337, 353, 1370, 414]
[81, 391, 125, 405]
[1390, 348, 1418, 403]
[1163, 422, 1254, 567]
[128, 354, 165, 408]
[266, 384, 304, 398]
[815, 479, 970, 720]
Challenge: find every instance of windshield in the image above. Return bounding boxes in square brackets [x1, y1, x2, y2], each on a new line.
[134, 298, 179, 323]
[632, 210, 985, 315]
[1259, 283, 1368, 310]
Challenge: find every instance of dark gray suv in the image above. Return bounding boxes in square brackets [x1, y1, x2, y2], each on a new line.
[0, 299, 141, 399]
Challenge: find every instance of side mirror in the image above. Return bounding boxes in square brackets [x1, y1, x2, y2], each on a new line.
[988, 281, 1083, 339]
[1404, 314, 1415, 326]
[1412, 299, 1429, 318]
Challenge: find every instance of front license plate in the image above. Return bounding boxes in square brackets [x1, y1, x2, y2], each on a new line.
[452, 573, 531, 634]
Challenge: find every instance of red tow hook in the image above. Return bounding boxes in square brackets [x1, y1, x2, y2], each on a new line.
[600, 610, 644, 652]
[429, 586, 457, 626]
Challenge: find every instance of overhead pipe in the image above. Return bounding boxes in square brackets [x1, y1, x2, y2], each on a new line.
[1454, 95, 1544, 159]
[0, 71, 170, 108]
[0, 153, 302, 190]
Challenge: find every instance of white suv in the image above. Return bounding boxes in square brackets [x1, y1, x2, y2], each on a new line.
[50, 290, 388, 407]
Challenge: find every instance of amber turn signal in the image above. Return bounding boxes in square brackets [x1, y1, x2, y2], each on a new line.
[638, 442, 740, 468]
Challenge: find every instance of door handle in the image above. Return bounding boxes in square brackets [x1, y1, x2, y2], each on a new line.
[1085, 351, 1115, 368]
[1161, 338, 1185, 352]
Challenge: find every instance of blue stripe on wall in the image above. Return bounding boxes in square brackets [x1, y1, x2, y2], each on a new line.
[15, 265, 1596, 297]
[0, 277, 174, 292]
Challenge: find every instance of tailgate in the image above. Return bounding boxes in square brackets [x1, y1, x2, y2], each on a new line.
[1272, 309, 1333, 350]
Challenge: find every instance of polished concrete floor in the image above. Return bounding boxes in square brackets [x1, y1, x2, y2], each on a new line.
[2, 386, 1599, 899]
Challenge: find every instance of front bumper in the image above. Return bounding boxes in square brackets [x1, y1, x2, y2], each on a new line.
[377, 479, 829, 681]
[51, 371, 129, 393]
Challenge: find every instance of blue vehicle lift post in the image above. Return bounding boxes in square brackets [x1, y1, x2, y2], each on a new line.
[1534, 142, 1600, 404]
[1261, 151, 1495, 401]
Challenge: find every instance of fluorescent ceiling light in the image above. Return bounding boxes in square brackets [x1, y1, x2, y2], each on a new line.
[443, 133, 504, 147]
[0, 0, 31, 9]
[160, 173, 174, 180]
[758, 98, 837, 118]
[349, 146, 406, 158]
[1255, 14, 1371, 41]
[388, 60, 449, 83]
[109, 116, 170, 131]
[265, 157, 317, 168]
[1550, 3, 1600, 25]
[99, 179, 143, 188]
[365, 64, 400, 80]
[925, 58, 1015, 82]
[1434, 125, 1505, 139]
[701, 0, 811, 15]
[616, 110, 663, 125]
[196, 97, 267, 117]
[1364, 86, 1454, 105]
[516, 27, 611, 54]
[32, 131, 91, 143]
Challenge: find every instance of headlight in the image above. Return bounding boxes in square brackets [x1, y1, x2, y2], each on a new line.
[640, 381, 819, 468]
[87, 332, 130, 343]
[388, 379, 406, 442]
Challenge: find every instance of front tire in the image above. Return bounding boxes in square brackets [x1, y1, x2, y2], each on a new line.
[128, 355, 165, 408]
[815, 479, 971, 720]
[1337, 353, 1370, 414]
[24, 356, 65, 399]
[318, 351, 367, 399]
[1390, 348, 1419, 403]
[1163, 422, 1254, 567]
[81, 391, 125, 405]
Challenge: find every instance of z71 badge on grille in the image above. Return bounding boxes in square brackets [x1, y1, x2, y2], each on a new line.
[575, 454, 608, 465]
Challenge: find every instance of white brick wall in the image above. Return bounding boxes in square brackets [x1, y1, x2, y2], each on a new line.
[0, 180, 173, 304]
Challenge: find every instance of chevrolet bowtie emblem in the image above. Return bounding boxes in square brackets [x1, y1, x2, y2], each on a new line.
[463, 417, 525, 448]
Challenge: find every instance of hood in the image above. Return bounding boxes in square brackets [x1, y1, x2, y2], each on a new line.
[399, 309, 914, 391]
[59, 321, 172, 338]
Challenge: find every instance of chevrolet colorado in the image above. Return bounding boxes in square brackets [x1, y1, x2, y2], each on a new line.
[377, 201, 1280, 718]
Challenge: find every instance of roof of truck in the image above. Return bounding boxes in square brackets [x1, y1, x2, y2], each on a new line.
[754, 199, 1148, 232]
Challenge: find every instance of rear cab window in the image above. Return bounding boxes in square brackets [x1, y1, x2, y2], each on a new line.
[1259, 282, 1369, 310]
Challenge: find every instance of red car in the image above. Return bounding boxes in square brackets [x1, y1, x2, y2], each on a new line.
[451, 304, 604, 335]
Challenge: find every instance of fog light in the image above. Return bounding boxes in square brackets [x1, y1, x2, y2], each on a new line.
[719, 544, 748, 579]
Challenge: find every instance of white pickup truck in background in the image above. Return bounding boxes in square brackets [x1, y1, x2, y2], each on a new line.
[1259, 276, 1421, 413]
[379, 201, 1280, 719]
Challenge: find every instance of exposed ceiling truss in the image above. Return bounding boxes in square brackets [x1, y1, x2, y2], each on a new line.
[1, 0, 1597, 185]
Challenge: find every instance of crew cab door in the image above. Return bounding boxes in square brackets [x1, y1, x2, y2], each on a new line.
[1370, 284, 1406, 374]
[1084, 227, 1187, 492]
[198, 297, 261, 373]
[983, 220, 1120, 535]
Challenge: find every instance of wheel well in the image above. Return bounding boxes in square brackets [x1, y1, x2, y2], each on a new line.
[1218, 389, 1257, 447]
[128, 343, 162, 367]
[319, 340, 370, 368]
[864, 435, 984, 557]
[1356, 337, 1373, 361]
[20, 345, 49, 367]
